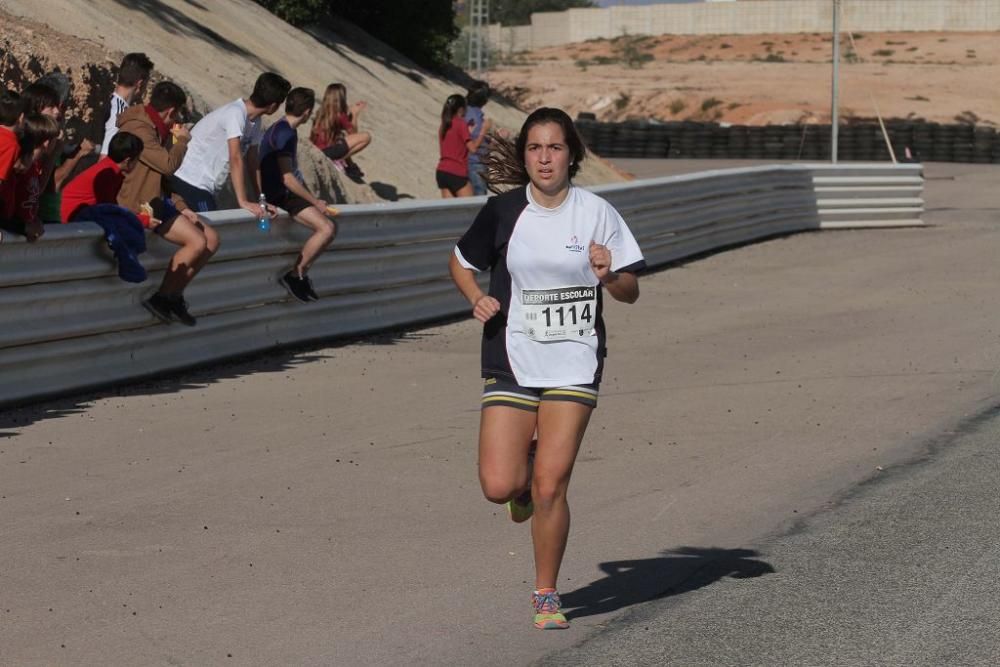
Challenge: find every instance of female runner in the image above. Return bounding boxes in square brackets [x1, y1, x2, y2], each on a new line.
[448, 107, 644, 629]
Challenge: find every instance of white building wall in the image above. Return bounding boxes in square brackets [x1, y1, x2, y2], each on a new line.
[491, 0, 1000, 52]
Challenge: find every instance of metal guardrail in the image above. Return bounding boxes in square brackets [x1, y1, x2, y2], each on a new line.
[0, 163, 923, 406]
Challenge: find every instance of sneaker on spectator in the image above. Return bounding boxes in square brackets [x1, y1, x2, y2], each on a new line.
[332, 159, 347, 173]
[142, 292, 174, 324]
[303, 274, 319, 301]
[280, 271, 312, 303]
[166, 294, 197, 326]
[344, 160, 365, 183]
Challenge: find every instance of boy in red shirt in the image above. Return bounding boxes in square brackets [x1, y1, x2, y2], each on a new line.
[61, 132, 143, 223]
[1, 114, 59, 243]
[0, 90, 25, 235]
[61, 132, 149, 282]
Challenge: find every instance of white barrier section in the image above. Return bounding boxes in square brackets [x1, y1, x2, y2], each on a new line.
[508, 0, 1000, 51]
[0, 163, 922, 406]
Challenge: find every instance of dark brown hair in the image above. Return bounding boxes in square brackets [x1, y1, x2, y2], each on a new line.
[439, 94, 466, 141]
[285, 87, 315, 117]
[483, 107, 586, 194]
[118, 52, 154, 86]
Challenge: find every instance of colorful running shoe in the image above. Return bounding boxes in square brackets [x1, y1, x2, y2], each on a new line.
[532, 588, 569, 629]
[506, 439, 537, 523]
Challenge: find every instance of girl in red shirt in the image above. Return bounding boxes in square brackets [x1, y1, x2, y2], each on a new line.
[436, 94, 491, 198]
[310, 83, 370, 181]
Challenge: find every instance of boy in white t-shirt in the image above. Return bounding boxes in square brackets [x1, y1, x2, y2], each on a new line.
[100, 53, 154, 157]
[170, 72, 290, 221]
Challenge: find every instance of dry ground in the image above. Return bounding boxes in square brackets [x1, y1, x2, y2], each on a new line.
[489, 31, 999, 126]
[1, 163, 998, 665]
[0, 0, 623, 203]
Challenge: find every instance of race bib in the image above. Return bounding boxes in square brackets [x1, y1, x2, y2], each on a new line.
[521, 286, 597, 341]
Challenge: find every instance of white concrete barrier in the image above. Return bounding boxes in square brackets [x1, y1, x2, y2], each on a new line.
[495, 0, 999, 52]
[0, 163, 922, 406]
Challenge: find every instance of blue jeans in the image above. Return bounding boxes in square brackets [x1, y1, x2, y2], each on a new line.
[72, 203, 147, 283]
[468, 162, 487, 196]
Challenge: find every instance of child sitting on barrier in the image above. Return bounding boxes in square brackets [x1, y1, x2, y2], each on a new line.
[61, 132, 149, 282]
[0, 90, 25, 234]
[0, 113, 59, 243]
[100, 53, 154, 157]
[16, 82, 66, 233]
[170, 72, 290, 217]
[310, 83, 370, 183]
[258, 87, 337, 303]
[116, 80, 211, 326]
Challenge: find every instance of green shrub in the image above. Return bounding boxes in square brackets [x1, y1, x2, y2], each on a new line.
[701, 97, 723, 112]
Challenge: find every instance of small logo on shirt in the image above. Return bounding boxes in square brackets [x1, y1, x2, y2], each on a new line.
[565, 235, 584, 253]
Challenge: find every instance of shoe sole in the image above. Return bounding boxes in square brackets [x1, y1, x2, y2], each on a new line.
[142, 299, 174, 324]
[533, 618, 570, 630]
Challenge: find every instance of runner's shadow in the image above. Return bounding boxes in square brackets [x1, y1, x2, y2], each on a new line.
[561, 546, 774, 620]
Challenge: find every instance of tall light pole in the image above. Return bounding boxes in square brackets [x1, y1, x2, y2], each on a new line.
[831, 0, 841, 163]
[468, 0, 489, 74]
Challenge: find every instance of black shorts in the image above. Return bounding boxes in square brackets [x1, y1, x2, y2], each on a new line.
[169, 176, 217, 213]
[322, 140, 350, 161]
[274, 193, 312, 217]
[481, 376, 599, 412]
[436, 170, 468, 195]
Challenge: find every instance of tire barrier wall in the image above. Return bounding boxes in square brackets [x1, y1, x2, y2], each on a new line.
[576, 119, 1000, 164]
[0, 163, 922, 407]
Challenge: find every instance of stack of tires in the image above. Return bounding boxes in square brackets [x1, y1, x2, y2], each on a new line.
[971, 126, 993, 163]
[573, 114, 996, 164]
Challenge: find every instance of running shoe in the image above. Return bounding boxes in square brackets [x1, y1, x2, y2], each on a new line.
[142, 292, 174, 324]
[303, 274, 319, 301]
[279, 271, 312, 303]
[167, 295, 197, 327]
[506, 439, 537, 523]
[532, 588, 569, 630]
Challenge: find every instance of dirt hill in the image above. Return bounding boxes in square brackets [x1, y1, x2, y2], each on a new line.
[0, 0, 623, 203]
[489, 31, 999, 127]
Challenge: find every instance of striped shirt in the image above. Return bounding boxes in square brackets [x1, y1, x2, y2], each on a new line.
[100, 92, 129, 156]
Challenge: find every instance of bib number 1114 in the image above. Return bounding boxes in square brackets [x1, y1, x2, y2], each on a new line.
[521, 285, 597, 341]
[541, 303, 591, 328]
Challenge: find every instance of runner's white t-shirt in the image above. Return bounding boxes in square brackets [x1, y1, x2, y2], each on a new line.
[173, 98, 263, 193]
[100, 92, 128, 156]
[455, 185, 644, 387]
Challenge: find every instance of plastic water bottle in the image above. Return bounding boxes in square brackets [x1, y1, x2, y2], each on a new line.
[257, 193, 271, 232]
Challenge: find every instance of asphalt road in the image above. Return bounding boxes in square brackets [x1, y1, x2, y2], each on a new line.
[1, 161, 997, 666]
[541, 399, 1000, 666]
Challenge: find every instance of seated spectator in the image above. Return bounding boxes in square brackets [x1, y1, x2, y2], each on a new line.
[0, 114, 60, 243]
[61, 132, 148, 282]
[101, 52, 154, 157]
[117, 80, 211, 326]
[19, 81, 67, 226]
[0, 90, 25, 216]
[171, 72, 290, 219]
[258, 86, 336, 302]
[310, 83, 370, 182]
[436, 94, 490, 198]
[29, 73, 97, 224]
[464, 80, 492, 196]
